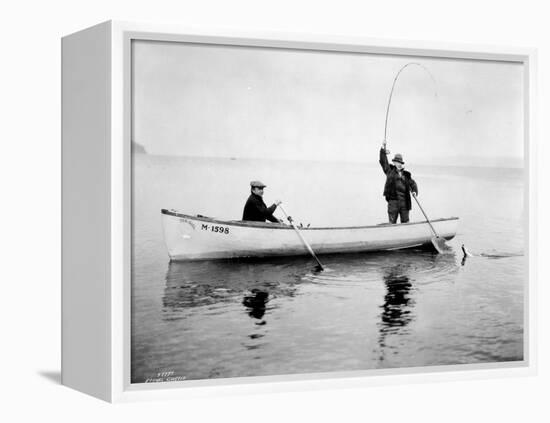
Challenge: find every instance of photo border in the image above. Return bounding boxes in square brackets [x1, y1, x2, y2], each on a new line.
[109, 21, 536, 402]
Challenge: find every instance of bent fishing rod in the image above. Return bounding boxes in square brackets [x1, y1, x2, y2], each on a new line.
[383, 62, 437, 147]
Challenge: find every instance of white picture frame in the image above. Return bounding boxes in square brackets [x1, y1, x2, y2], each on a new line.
[61, 20, 537, 403]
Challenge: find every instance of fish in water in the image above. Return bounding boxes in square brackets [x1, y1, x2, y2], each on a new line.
[461, 244, 473, 258]
[461, 244, 473, 266]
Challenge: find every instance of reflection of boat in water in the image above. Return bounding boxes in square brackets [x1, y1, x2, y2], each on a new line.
[161, 250, 459, 366]
[161, 209, 459, 261]
[162, 260, 300, 312]
[163, 250, 458, 312]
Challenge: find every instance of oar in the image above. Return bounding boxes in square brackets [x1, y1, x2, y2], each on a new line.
[278, 204, 324, 271]
[411, 192, 450, 254]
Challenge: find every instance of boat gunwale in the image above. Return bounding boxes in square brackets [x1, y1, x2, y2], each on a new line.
[161, 209, 459, 230]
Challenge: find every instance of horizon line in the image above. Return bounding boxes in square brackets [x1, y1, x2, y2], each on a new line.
[134, 152, 524, 169]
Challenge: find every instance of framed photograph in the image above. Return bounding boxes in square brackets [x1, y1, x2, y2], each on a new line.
[62, 21, 537, 402]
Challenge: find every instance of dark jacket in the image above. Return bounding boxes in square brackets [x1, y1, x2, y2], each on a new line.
[379, 148, 418, 210]
[242, 193, 279, 222]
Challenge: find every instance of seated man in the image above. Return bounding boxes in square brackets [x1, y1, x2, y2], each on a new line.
[242, 180, 282, 223]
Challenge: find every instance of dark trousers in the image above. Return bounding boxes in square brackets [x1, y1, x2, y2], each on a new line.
[387, 199, 409, 224]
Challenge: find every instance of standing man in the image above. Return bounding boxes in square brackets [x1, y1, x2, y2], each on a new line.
[379, 142, 418, 224]
[242, 180, 282, 223]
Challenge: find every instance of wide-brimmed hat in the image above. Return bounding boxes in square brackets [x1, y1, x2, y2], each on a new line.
[250, 180, 267, 188]
[392, 154, 405, 164]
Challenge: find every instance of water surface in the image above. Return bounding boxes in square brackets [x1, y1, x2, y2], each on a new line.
[131, 155, 524, 383]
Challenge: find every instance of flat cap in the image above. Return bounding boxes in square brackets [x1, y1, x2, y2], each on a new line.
[250, 180, 267, 188]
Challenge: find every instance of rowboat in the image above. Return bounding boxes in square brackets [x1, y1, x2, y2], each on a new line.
[161, 209, 459, 261]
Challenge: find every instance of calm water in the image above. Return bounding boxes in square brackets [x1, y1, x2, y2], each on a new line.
[131, 155, 524, 383]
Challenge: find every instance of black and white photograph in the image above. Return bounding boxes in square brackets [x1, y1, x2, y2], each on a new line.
[130, 39, 525, 384]
[6, 0, 550, 418]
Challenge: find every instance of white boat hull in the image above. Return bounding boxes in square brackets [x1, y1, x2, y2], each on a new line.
[161, 209, 459, 261]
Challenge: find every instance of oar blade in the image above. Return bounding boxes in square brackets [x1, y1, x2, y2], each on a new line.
[431, 236, 451, 254]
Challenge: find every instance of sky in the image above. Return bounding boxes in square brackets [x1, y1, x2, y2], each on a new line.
[132, 40, 524, 167]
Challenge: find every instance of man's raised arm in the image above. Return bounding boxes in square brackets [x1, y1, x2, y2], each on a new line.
[379, 142, 390, 174]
